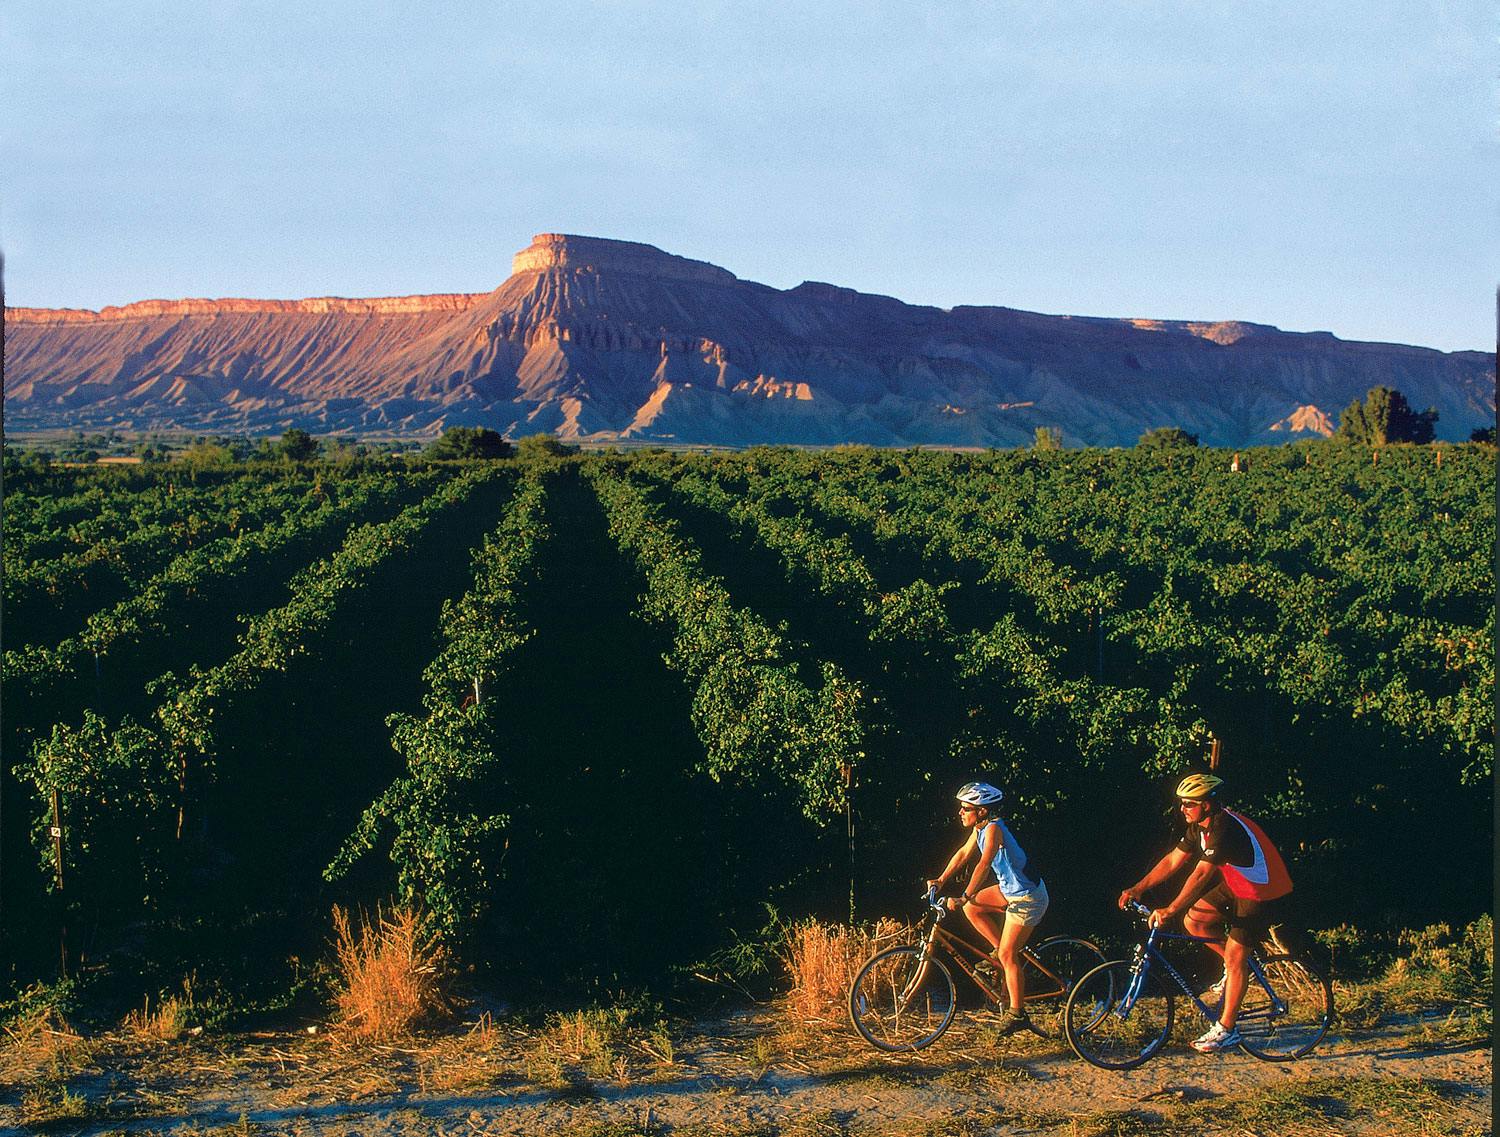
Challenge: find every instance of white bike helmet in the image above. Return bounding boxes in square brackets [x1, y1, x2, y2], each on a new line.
[956, 781, 1004, 807]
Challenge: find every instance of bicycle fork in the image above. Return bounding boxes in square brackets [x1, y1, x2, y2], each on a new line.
[897, 937, 939, 1010]
[1116, 948, 1150, 1017]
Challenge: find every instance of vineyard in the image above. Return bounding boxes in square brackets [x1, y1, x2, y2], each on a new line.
[2, 445, 1493, 1001]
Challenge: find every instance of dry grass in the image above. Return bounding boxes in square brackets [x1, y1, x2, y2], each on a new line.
[330, 903, 450, 1042]
[781, 916, 905, 1024]
[123, 990, 193, 1042]
[0, 1000, 93, 1086]
[527, 1006, 636, 1087]
[516, 1000, 685, 1091]
[414, 1011, 526, 1094]
[17, 1081, 92, 1127]
[3, 999, 100, 1129]
[1333, 915, 1493, 1036]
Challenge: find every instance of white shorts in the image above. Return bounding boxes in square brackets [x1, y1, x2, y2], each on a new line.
[1002, 880, 1050, 928]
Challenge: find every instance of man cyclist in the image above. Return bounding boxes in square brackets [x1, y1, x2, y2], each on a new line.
[1117, 773, 1293, 1053]
[929, 781, 1050, 1035]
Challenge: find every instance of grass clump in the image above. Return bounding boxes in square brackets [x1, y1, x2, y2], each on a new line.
[781, 916, 904, 1023]
[1065, 1111, 1160, 1137]
[18, 1081, 93, 1127]
[1182, 1075, 1470, 1136]
[331, 903, 450, 1041]
[1330, 915, 1491, 1033]
[0, 981, 94, 1090]
[1391, 917, 1492, 1003]
[525, 996, 669, 1088]
[122, 980, 195, 1042]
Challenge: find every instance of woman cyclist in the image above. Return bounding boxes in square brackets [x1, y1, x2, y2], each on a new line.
[928, 781, 1050, 1035]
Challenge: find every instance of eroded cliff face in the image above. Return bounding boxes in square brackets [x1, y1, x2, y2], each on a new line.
[5, 234, 1492, 445]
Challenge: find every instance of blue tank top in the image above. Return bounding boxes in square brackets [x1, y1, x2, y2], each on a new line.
[978, 819, 1041, 898]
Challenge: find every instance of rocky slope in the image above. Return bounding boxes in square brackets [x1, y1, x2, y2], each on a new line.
[5, 234, 1492, 446]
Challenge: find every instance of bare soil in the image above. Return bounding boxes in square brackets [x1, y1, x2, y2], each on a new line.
[2, 1003, 1489, 1137]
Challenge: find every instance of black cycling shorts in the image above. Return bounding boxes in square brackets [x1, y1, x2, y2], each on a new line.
[1196, 883, 1286, 946]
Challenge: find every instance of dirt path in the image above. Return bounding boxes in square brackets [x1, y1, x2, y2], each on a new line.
[4, 1005, 1489, 1136]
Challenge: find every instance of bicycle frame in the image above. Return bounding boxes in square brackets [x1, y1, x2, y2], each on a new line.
[912, 892, 1072, 1005]
[1118, 904, 1288, 1023]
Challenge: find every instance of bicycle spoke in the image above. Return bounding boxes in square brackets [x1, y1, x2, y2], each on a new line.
[849, 946, 957, 1052]
[1021, 937, 1108, 1038]
[1064, 960, 1174, 1070]
[1235, 954, 1334, 1061]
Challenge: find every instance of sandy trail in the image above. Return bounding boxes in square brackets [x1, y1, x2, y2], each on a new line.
[5, 1005, 1489, 1136]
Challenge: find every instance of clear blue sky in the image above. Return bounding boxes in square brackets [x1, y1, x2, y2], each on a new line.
[3, 1, 1494, 352]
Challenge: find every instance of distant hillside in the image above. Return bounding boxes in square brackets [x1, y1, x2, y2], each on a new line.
[5, 233, 1492, 446]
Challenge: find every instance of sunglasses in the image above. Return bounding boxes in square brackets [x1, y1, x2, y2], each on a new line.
[958, 804, 982, 814]
[1178, 799, 1207, 810]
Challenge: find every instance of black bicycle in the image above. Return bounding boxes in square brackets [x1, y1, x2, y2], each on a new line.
[849, 886, 1107, 1051]
[1063, 899, 1333, 1069]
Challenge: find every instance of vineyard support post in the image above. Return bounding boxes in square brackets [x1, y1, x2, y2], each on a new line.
[176, 745, 187, 841]
[1095, 607, 1104, 680]
[50, 789, 68, 976]
[842, 758, 855, 924]
[49, 789, 65, 890]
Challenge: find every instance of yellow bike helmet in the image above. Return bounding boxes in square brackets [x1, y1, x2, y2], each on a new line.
[1175, 773, 1224, 800]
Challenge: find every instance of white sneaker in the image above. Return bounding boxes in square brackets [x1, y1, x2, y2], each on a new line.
[1191, 1021, 1243, 1053]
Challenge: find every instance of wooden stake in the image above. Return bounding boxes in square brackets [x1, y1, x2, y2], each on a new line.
[50, 789, 68, 977]
[176, 749, 187, 840]
[49, 789, 65, 891]
[842, 759, 855, 924]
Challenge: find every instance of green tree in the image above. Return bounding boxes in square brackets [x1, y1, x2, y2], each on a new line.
[1337, 386, 1437, 445]
[1033, 426, 1063, 451]
[179, 441, 236, 468]
[516, 432, 578, 459]
[1137, 426, 1199, 448]
[1469, 425, 1495, 444]
[278, 428, 320, 462]
[425, 427, 514, 460]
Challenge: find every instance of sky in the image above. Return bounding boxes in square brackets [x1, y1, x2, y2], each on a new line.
[2, 1, 1494, 352]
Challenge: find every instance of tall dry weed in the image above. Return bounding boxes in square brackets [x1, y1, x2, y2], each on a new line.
[122, 992, 191, 1042]
[0, 1002, 91, 1085]
[331, 903, 450, 1041]
[783, 916, 905, 1023]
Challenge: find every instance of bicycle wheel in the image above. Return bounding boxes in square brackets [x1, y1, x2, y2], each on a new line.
[849, 945, 958, 1052]
[1020, 936, 1109, 1038]
[1064, 960, 1174, 1070]
[1235, 953, 1333, 1060]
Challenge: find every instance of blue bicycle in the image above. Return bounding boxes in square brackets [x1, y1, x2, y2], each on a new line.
[1063, 900, 1333, 1069]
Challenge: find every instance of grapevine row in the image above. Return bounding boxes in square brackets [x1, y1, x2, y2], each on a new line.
[583, 461, 866, 819]
[760, 448, 1491, 783]
[324, 472, 553, 942]
[4, 472, 345, 647]
[644, 455, 1208, 806]
[16, 466, 507, 907]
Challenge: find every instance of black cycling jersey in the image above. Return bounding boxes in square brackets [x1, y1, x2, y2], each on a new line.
[1175, 809, 1253, 869]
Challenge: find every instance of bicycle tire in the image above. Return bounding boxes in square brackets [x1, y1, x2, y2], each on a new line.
[1235, 953, 1334, 1061]
[1064, 959, 1174, 1070]
[1020, 936, 1109, 1038]
[849, 945, 958, 1052]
